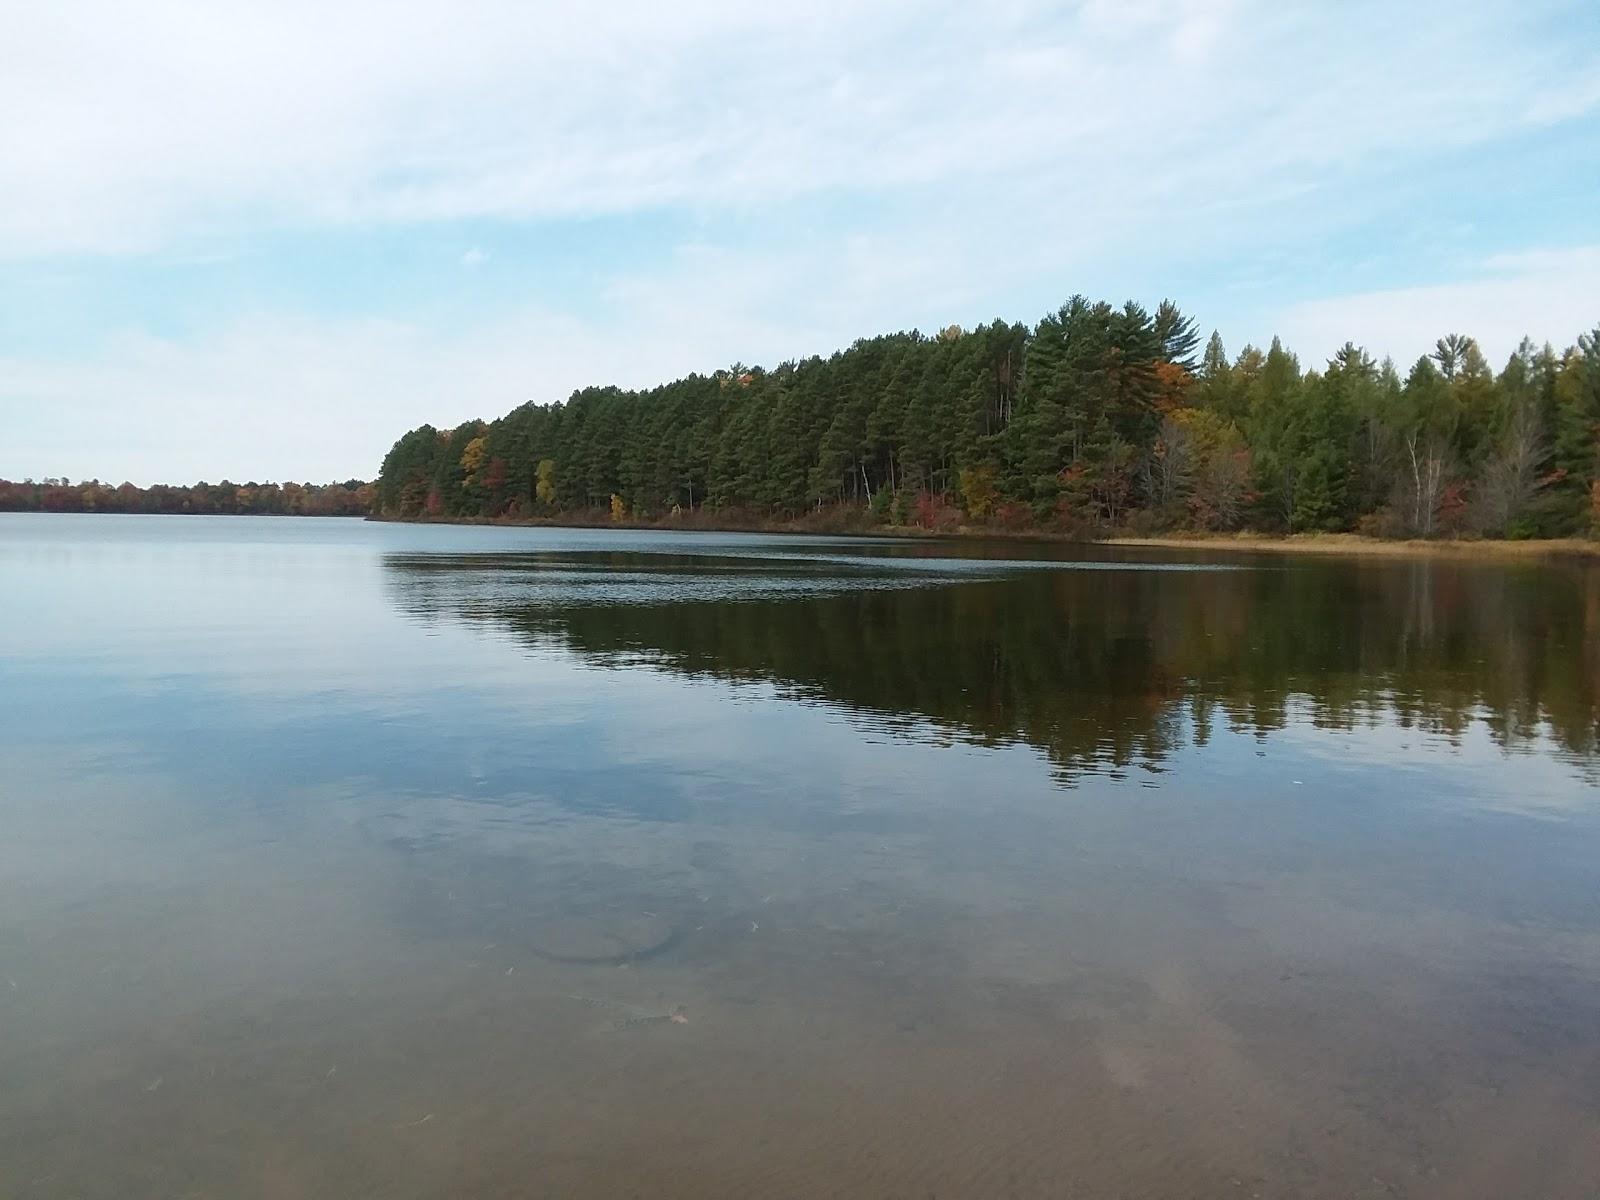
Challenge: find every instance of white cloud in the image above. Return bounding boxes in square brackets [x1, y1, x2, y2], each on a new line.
[459, 247, 489, 268]
[0, 0, 1592, 258]
[1523, 63, 1600, 123]
[1273, 246, 1600, 368]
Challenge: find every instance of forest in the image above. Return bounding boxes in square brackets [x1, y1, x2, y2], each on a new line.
[0, 477, 374, 516]
[376, 297, 1600, 541]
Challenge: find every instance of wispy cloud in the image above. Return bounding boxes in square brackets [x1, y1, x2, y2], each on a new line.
[3, 0, 1593, 257]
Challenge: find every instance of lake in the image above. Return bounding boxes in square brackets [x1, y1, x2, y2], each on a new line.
[1, 513, 1597, 1198]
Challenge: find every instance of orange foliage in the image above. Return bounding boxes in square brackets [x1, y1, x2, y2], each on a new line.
[1153, 361, 1194, 413]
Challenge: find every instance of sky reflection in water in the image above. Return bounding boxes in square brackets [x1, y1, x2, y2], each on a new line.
[1, 514, 1597, 1199]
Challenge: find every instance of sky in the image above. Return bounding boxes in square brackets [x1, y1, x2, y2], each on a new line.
[1, 0, 1597, 485]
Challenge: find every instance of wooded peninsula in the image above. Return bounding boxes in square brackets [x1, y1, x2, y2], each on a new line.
[7, 297, 1596, 543]
[376, 298, 1600, 542]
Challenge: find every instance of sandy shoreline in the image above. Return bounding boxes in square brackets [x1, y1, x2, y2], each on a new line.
[1105, 533, 1600, 559]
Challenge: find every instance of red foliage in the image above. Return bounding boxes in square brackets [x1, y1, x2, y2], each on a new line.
[993, 502, 1032, 530]
[912, 490, 961, 530]
[1438, 481, 1470, 533]
[482, 456, 508, 493]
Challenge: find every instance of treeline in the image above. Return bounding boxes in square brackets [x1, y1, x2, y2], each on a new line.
[0, 477, 375, 516]
[378, 296, 1600, 539]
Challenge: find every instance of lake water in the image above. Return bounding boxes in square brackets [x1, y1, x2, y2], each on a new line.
[2, 514, 1598, 1199]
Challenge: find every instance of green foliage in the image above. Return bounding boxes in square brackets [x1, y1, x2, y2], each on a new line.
[371, 299, 1600, 540]
[889, 489, 911, 526]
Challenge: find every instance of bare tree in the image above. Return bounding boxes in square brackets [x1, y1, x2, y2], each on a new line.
[1141, 417, 1194, 518]
[1475, 402, 1549, 536]
[1198, 446, 1252, 530]
[1401, 430, 1452, 537]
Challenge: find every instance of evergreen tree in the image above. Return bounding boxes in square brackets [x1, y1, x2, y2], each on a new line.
[367, 298, 1600, 542]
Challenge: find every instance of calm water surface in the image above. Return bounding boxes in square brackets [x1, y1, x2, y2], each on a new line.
[2, 514, 1598, 1198]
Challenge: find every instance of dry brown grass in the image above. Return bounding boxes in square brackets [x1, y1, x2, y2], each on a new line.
[1105, 532, 1600, 560]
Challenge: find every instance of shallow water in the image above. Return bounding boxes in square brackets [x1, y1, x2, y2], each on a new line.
[1, 513, 1597, 1198]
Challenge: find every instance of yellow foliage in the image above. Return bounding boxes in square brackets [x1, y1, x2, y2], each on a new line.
[459, 435, 488, 477]
[1170, 407, 1244, 457]
[610, 493, 627, 522]
[535, 459, 557, 505]
[958, 464, 999, 519]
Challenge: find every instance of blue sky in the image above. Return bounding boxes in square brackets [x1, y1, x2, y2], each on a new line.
[2, 0, 1597, 484]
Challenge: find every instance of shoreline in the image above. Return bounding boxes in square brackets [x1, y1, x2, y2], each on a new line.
[1104, 533, 1600, 560]
[364, 514, 1600, 559]
[12, 510, 1594, 559]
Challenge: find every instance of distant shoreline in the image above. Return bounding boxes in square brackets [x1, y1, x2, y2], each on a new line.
[0, 510, 365, 518]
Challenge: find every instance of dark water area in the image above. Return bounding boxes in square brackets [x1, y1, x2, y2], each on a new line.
[2, 514, 1598, 1198]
